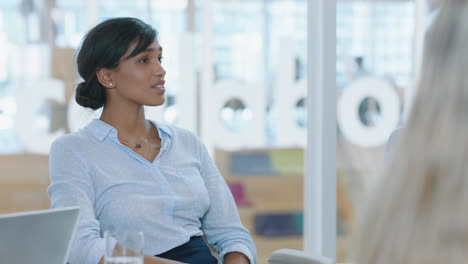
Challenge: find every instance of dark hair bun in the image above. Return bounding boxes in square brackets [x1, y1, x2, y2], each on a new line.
[75, 81, 106, 110]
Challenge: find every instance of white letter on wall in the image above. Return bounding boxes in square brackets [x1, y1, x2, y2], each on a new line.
[211, 80, 266, 150]
[338, 77, 400, 147]
[14, 45, 65, 153]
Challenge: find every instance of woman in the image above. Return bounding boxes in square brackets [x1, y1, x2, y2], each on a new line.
[47, 17, 255, 264]
[354, 1, 468, 263]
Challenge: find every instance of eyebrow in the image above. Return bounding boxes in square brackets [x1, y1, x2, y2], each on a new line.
[141, 46, 163, 54]
[124, 46, 163, 60]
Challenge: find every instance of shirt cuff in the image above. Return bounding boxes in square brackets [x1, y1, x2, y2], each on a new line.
[220, 243, 256, 264]
[86, 236, 118, 264]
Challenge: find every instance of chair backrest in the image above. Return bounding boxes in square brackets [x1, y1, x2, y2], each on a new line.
[268, 249, 335, 264]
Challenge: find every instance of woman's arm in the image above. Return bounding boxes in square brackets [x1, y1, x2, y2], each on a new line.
[224, 252, 251, 264]
[194, 137, 256, 264]
[48, 139, 109, 264]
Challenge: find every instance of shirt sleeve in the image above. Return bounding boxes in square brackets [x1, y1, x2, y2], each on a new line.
[47, 138, 117, 264]
[196, 138, 257, 264]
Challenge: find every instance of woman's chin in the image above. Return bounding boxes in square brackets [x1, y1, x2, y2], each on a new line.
[146, 98, 165, 107]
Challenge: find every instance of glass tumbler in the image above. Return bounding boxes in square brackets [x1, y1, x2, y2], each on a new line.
[104, 230, 144, 264]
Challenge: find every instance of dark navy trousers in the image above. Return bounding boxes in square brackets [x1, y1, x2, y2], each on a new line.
[156, 236, 218, 264]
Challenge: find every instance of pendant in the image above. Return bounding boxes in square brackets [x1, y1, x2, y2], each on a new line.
[135, 144, 142, 148]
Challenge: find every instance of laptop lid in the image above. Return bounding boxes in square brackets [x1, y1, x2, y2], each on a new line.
[0, 206, 80, 264]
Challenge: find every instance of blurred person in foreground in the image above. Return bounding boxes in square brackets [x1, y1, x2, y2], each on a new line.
[47, 17, 255, 264]
[354, 1, 468, 263]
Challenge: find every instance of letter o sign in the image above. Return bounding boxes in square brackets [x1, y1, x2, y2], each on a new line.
[338, 77, 400, 147]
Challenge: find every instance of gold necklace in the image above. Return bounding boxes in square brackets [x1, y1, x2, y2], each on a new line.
[119, 122, 162, 150]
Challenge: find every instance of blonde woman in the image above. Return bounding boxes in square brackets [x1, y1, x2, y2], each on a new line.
[354, 1, 468, 263]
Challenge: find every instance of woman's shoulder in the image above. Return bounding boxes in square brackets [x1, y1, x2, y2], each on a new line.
[152, 121, 199, 141]
[172, 126, 198, 140]
[50, 128, 95, 152]
[153, 121, 204, 151]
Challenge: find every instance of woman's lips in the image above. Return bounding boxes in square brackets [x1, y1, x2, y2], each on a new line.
[152, 82, 166, 94]
[154, 85, 165, 93]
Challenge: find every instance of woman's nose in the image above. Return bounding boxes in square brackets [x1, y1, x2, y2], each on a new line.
[155, 64, 166, 78]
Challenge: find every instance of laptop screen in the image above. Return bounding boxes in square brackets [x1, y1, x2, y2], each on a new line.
[0, 206, 79, 264]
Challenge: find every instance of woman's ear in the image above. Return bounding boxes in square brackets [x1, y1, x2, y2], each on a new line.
[96, 68, 115, 88]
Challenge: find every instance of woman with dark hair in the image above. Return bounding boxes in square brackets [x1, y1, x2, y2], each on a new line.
[47, 17, 255, 264]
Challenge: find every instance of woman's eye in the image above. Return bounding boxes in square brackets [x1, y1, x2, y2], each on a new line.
[138, 57, 149, 63]
[158, 56, 163, 63]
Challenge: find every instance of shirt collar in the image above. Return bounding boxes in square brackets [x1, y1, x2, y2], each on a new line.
[85, 119, 114, 142]
[149, 120, 173, 138]
[85, 119, 173, 142]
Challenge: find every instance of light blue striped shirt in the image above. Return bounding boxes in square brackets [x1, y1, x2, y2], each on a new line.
[48, 119, 256, 264]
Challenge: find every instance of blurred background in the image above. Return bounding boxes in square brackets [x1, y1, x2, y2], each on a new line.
[0, 0, 437, 263]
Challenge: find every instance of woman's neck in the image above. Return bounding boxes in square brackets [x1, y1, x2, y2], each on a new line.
[99, 104, 148, 138]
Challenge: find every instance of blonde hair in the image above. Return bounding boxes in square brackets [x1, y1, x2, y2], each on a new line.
[354, 1, 468, 263]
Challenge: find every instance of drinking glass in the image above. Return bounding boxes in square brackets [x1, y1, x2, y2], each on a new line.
[104, 230, 144, 264]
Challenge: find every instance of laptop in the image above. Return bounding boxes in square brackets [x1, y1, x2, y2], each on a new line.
[0, 206, 80, 264]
